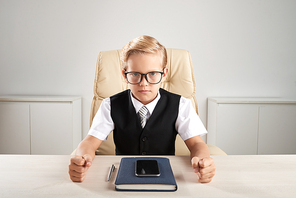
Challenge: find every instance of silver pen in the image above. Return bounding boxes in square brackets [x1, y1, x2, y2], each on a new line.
[107, 164, 115, 181]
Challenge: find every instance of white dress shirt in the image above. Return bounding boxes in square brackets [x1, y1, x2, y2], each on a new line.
[88, 92, 208, 141]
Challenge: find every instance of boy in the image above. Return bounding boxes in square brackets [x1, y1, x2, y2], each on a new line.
[69, 35, 216, 183]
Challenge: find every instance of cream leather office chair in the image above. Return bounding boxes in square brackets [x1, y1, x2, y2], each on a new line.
[90, 48, 226, 156]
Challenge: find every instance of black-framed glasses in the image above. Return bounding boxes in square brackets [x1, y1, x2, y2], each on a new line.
[124, 71, 164, 85]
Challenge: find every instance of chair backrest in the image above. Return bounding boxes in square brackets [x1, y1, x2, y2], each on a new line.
[90, 48, 198, 155]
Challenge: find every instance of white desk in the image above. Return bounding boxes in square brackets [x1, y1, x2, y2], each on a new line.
[0, 155, 295, 197]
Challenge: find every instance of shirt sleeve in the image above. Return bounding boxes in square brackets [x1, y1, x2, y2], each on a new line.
[175, 97, 208, 141]
[88, 98, 114, 141]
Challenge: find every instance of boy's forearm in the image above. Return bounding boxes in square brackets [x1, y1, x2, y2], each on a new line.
[185, 136, 210, 160]
[190, 141, 210, 160]
[75, 141, 96, 160]
[75, 135, 102, 160]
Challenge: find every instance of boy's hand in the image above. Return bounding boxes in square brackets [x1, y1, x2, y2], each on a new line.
[69, 154, 92, 182]
[191, 156, 216, 183]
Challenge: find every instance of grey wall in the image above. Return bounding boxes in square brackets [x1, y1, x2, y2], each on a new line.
[1, 0, 295, 139]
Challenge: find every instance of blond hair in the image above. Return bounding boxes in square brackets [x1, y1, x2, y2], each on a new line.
[120, 35, 167, 70]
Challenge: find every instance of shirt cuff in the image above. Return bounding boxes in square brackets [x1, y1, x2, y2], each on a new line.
[88, 130, 108, 141]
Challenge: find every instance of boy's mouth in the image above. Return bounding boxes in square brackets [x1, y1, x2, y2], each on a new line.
[138, 90, 151, 93]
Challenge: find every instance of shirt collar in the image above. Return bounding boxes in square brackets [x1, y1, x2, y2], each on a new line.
[130, 91, 161, 115]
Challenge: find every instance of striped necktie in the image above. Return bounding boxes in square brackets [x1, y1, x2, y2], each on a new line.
[138, 106, 148, 128]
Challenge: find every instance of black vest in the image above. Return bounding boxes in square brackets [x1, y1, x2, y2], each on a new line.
[110, 88, 181, 155]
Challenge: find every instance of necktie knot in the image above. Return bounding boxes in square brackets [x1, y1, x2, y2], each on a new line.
[138, 106, 148, 128]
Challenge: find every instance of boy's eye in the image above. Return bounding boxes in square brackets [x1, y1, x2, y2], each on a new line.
[149, 72, 156, 76]
[128, 72, 140, 77]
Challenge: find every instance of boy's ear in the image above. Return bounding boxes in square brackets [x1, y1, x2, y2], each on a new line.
[122, 70, 127, 80]
[163, 67, 168, 77]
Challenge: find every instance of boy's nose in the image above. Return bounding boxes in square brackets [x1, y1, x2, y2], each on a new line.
[139, 76, 149, 86]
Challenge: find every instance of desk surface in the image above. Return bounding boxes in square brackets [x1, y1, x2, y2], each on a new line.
[0, 155, 295, 197]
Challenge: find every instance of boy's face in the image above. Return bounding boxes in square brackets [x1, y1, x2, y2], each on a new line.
[122, 53, 168, 105]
